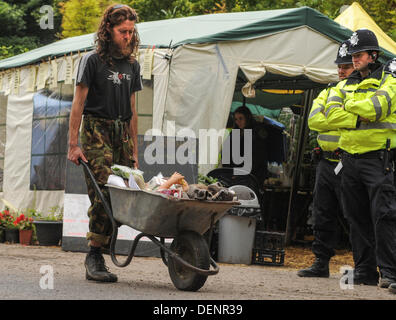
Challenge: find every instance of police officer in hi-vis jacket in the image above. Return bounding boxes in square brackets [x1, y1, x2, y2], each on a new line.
[325, 29, 396, 291]
[297, 41, 354, 278]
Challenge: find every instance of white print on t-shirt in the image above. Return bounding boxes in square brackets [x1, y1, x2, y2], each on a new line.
[107, 70, 131, 85]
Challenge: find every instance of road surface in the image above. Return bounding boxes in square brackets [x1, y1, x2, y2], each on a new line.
[1, 243, 395, 301]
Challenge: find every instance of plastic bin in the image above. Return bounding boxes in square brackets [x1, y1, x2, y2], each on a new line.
[217, 215, 256, 265]
[228, 185, 260, 208]
[227, 185, 261, 217]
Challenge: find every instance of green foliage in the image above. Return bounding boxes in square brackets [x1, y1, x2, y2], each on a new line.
[34, 206, 63, 221]
[198, 173, 218, 185]
[0, 36, 40, 59]
[0, 1, 26, 35]
[0, 0, 63, 58]
[60, 0, 108, 38]
[126, 0, 177, 22]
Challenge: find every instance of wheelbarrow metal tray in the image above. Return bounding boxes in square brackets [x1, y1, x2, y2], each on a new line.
[106, 185, 239, 238]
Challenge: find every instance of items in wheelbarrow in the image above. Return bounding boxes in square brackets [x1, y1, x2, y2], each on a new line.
[145, 172, 189, 198]
[107, 174, 129, 188]
[108, 165, 237, 201]
[187, 182, 236, 201]
[110, 165, 145, 189]
[153, 172, 237, 201]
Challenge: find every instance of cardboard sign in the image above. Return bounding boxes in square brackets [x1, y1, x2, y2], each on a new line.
[65, 55, 73, 85]
[4, 71, 12, 96]
[37, 62, 49, 90]
[27, 66, 37, 92]
[50, 59, 58, 89]
[12, 68, 20, 95]
[143, 48, 154, 80]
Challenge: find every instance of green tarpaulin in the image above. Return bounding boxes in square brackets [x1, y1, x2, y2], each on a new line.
[0, 6, 394, 70]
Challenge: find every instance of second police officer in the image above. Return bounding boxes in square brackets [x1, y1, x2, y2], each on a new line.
[325, 29, 396, 289]
[298, 41, 354, 278]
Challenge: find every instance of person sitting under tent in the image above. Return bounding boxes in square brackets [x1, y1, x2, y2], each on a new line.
[221, 105, 269, 185]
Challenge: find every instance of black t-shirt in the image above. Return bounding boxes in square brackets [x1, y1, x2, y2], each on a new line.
[76, 51, 142, 121]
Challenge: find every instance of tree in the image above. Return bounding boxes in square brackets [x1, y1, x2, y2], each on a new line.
[1, 0, 394, 60]
[127, 0, 184, 22]
[0, 0, 63, 59]
[59, 0, 109, 38]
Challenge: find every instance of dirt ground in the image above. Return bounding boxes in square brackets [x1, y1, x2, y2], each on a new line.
[283, 246, 355, 274]
[1, 242, 395, 300]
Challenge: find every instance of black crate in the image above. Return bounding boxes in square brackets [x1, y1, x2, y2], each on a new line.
[252, 248, 285, 266]
[254, 231, 285, 251]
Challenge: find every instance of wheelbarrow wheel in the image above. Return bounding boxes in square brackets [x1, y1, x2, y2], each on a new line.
[168, 230, 210, 291]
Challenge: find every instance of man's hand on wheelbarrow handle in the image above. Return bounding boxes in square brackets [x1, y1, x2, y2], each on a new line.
[68, 145, 88, 165]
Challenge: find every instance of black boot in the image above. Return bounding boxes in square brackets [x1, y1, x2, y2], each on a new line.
[85, 251, 118, 283]
[297, 258, 330, 278]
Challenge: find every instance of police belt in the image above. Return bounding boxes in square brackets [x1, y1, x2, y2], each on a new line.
[341, 149, 395, 160]
[322, 151, 341, 161]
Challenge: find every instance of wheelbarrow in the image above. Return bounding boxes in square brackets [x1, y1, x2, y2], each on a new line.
[79, 159, 239, 291]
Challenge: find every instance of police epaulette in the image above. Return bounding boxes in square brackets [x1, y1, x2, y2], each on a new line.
[327, 82, 337, 88]
[384, 58, 396, 77]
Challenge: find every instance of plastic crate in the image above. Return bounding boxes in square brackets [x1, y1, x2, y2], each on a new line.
[254, 231, 285, 251]
[252, 248, 285, 266]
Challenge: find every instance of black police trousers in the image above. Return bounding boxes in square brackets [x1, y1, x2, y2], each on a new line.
[311, 159, 346, 260]
[341, 155, 396, 280]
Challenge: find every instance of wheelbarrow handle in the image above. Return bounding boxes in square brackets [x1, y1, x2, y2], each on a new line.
[78, 158, 130, 267]
[78, 158, 114, 224]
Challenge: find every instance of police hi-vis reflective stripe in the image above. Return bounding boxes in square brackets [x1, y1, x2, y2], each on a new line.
[325, 105, 341, 117]
[376, 90, 392, 116]
[317, 134, 340, 142]
[339, 89, 347, 97]
[327, 96, 343, 104]
[356, 122, 396, 130]
[371, 95, 383, 121]
[308, 104, 324, 119]
[370, 90, 392, 121]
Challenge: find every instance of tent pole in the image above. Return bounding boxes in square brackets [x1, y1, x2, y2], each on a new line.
[285, 89, 314, 246]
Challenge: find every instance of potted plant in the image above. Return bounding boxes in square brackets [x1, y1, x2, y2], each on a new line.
[0, 210, 6, 243]
[33, 206, 63, 246]
[2, 210, 19, 243]
[15, 214, 35, 245]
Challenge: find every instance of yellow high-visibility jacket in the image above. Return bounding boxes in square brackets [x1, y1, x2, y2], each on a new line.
[308, 84, 341, 152]
[325, 62, 396, 154]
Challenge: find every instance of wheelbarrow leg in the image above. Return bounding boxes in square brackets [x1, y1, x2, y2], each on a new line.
[160, 237, 168, 266]
[206, 214, 216, 248]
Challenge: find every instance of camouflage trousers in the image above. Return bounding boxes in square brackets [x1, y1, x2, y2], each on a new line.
[81, 115, 135, 247]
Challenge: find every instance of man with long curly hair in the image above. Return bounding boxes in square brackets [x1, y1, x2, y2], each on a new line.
[68, 4, 142, 282]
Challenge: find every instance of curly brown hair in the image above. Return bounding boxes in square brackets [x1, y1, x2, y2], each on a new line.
[95, 4, 140, 66]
